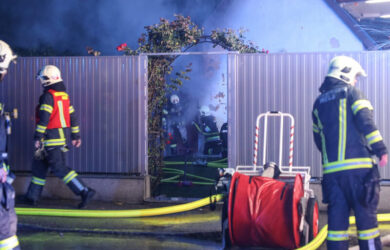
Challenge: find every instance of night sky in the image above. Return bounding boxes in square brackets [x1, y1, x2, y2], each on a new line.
[0, 0, 226, 56]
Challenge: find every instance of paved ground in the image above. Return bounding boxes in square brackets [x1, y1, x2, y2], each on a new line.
[13, 198, 390, 249]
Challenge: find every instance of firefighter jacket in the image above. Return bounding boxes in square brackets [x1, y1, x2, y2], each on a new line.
[193, 115, 221, 143]
[34, 82, 80, 147]
[312, 77, 387, 174]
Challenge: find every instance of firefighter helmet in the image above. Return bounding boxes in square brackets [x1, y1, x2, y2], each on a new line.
[0, 40, 17, 75]
[199, 105, 210, 116]
[36, 65, 63, 87]
[327, 56, 367, 85]
[170, 94, 179, 105]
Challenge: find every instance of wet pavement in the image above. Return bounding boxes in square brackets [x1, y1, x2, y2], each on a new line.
[14, 198, 390, 249]
[16, 198, 223, 249]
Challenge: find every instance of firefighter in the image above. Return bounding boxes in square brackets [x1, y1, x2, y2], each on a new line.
[193, 105, 221, 155]
[25, 65, 96, 209]
[164, 94, 188, 155]
[0, 40, 20, 250]
[312, 56, 388, 250]
[220, 122, 228, 158]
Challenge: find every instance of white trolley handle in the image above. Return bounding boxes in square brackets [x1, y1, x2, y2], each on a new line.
[253, 111, 295, 172]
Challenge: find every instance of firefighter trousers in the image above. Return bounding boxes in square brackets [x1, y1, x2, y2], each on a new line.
[26, 146, 88, 203]
[0, 183, 20, 250]
[322, 167, 381, 250]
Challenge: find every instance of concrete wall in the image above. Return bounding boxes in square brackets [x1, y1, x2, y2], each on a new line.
[13, 175, 150, 203]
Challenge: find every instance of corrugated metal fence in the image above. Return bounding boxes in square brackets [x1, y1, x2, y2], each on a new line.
[3, 52, 390, 178]
[228, 52, 390, 178]
[0, 56, 148, 175]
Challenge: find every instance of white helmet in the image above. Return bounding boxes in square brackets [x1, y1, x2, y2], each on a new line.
[170, 94, 179, 104]
[36, 65, 63, 87]
[199, 105, 210, 116]
[327, 56, 367, 85]
[0, 40, 17, 75]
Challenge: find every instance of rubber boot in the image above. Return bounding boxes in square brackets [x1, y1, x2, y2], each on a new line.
[78, 187, 96, 209]
[66, 177, 95, 209]
[25, 182, 43, 206]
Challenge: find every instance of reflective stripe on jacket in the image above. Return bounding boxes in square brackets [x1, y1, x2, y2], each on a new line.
[46, 89, 71, 129]
[312, 77, 387, 174]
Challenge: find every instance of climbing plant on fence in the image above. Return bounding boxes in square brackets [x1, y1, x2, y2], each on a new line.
[117, 15, 266, 193]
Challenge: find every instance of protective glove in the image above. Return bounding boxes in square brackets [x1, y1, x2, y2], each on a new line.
[72, 139, 82, 148]
[0, 167, 7, 183]
[379, 154, 388, 167]
[34, 140, 47, 160]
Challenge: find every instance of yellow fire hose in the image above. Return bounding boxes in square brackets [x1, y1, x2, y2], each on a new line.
[15, 194, 223, 218]
[297, 213, 390, 250]
[14, 193, 390, 249]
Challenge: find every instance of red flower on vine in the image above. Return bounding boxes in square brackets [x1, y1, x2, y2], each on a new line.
[261, 48, 269, 54]
[116, 43, 127, 51]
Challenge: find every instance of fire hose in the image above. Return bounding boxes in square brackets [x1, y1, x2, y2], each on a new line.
[14, 193, 390, 249]
[297, 214, 390, 250]
[15, 194, 223, 218]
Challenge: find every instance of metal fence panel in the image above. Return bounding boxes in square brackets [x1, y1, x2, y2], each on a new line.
[228, 52, 390, 178]
[0, 56, 148, 175]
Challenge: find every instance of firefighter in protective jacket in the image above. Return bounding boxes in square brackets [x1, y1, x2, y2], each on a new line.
[312, 56, 388, 250]
[25, 65, 95, 209]
[0, 40, 20, 250]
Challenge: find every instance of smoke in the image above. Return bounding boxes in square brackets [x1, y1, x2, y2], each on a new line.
[0, 0, 224, 55]
[168, 53, 228, 129]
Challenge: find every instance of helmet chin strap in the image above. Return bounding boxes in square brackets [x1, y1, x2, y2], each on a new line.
[42, 81, 56, 88]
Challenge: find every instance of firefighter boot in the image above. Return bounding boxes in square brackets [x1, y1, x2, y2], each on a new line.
[25, 182, 44, 206]
[66, 177, 95, 209]
[78, 188, 96, 209]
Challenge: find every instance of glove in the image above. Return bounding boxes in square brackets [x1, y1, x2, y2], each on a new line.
[379, 154, 388, 167]
[34, 140, 47, 160]
[0, 167, 7, 183]
[34, 140, 42, 149]
[72, 139, 82, 148]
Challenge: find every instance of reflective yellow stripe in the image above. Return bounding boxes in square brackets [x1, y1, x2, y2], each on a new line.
[313, 109, 328, 163]
[57, 101, 67, 127]
[206, 135, 220, 142]
[32, 176, 46, 186]
[365, 130, 383, 145]
[40, 104, 53, 113]
[43, 138, 66, 146]
[327, 230, 349, 241]
[71, 126, 80, 133]
[323, 158, 373, 174]
[69, 106, 75, 114]
[338, 99, 347, 161]
[358, 228, 380, 240]
[63, 170, 78, 184]
[0, 235, 19, 250]
[58, 128, 65, 139]
[36, 124, 47, 133]
[313, 123, 319, 133]
[351, 99, 373, 115]
[54, 92, 69, 99]
[4, 164, 9, 173]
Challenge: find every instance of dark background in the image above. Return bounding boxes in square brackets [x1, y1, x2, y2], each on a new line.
[0, 0, 228, 56]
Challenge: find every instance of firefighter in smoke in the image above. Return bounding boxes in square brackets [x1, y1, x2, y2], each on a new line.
[312, 56, 388, 249]
[193, 105, 221, 155]
[0, 40, 20, 250]
[164, 94, 187, 155]
[25, 65, 96, 209]
[220, 122, 228, 158]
